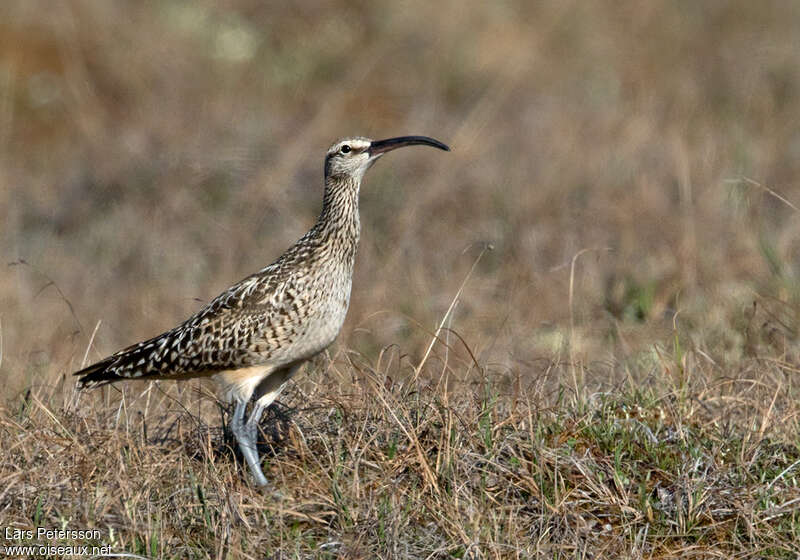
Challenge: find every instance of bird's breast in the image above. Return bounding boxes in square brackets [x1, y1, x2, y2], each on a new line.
[264, 262, 353, 364]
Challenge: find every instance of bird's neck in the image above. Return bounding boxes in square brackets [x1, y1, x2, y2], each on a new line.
[315, 175, 361, 250]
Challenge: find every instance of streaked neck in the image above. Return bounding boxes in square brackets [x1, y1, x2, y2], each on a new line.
[316, 175, 361, 244]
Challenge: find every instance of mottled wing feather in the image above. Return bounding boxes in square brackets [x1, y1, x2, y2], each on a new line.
[75, 263, 301, 388]
[75, 223, 342, 390]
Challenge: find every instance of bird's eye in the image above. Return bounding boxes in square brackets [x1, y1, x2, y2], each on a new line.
[340, 145, 351, 154]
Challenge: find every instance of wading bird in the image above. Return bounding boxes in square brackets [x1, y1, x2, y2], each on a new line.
[74, 135, 450, 486]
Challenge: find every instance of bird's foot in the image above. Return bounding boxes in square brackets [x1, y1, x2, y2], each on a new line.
[252, 478, 286, 499]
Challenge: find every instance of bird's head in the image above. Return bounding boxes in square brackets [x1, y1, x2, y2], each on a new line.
[324, 135, 450, 181]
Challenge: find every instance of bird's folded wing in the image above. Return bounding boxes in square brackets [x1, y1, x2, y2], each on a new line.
[74, 269, 299, 388]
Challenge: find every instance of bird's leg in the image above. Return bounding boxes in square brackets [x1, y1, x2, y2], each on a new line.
[235, 365, 297, 487]
[229, 399, 246, 439]
[230, 399, 269, 486]
[245, 402, 267, 452]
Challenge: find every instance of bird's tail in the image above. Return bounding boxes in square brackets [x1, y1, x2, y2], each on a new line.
[73, 330, 178, 389]
[74, 356, 126, 389]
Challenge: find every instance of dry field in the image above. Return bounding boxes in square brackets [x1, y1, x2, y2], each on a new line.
[2, 1, 800, 558]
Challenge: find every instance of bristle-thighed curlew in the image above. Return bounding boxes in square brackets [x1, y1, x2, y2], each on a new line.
[74, 135, 450, 486]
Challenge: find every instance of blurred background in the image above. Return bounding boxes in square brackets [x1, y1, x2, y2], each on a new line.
[2, 0, 800, 394]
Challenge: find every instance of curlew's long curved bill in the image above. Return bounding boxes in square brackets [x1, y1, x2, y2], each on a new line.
[369, 135, 450, 156]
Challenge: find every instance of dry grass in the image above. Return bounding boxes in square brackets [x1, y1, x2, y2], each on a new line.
[3, 348, 800, 558]
[3, 0, 800, 557]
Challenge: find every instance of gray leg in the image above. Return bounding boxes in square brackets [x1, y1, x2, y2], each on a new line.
[230, 399, 269, 486]
[245, 401, 267, 455]
[232, 363, 301, 487]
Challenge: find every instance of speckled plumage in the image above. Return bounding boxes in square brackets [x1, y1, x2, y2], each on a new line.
[76, 173, 360, 401]
[74, 134, 450, 485]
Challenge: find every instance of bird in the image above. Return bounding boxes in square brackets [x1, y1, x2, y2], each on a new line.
[74, 135, 450, 486]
